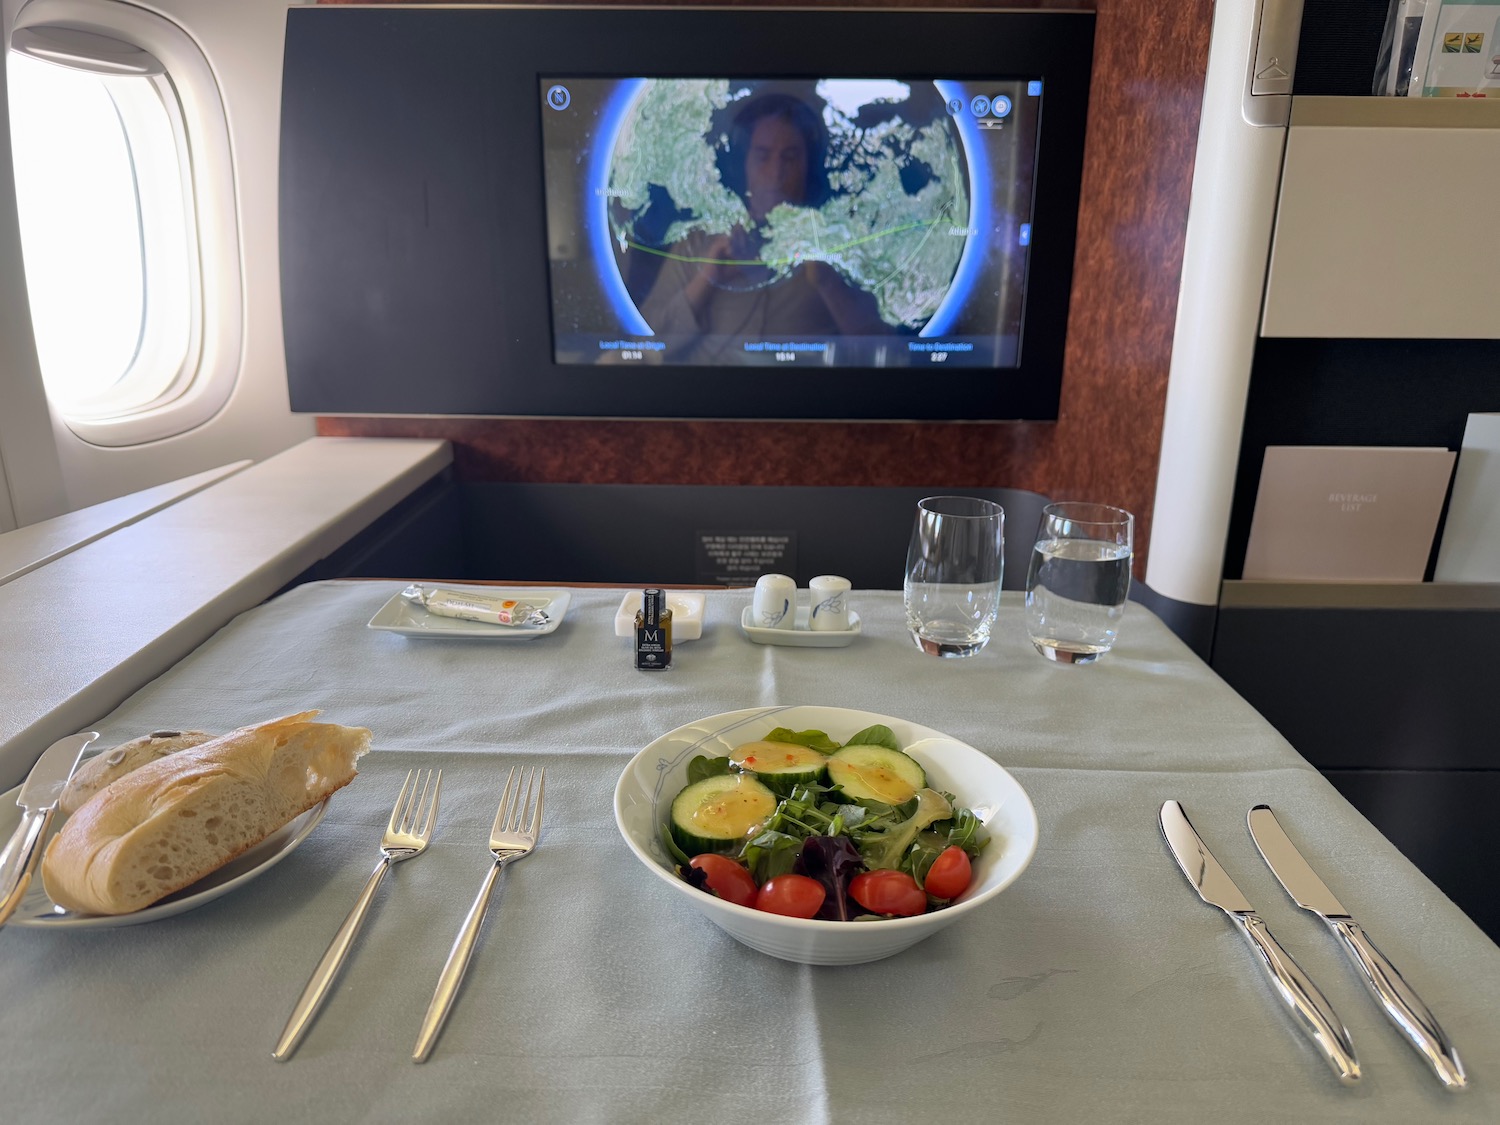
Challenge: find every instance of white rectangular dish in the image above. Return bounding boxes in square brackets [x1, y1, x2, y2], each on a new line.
[368, 585, 571, 640]
[613, 590, 706, 641]
[740, 605, 861, 648]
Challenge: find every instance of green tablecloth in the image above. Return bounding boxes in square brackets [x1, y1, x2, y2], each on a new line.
[2, 581, 1495, 1123]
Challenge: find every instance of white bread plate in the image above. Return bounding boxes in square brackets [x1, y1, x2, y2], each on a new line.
[0, 789, 328, 929]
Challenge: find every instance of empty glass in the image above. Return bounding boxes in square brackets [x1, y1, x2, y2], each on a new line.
[903, 496, 1005, 658]
[1024, 502, 1134, 664]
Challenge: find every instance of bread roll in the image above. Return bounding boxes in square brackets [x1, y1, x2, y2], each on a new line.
[59, 730, 216, 816]
[41, 712, 370, 915]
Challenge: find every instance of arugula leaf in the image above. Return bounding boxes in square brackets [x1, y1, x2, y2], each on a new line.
[763, 727, 840, 753]
[857, 788, 954, 870]
[827, 802, 872, 832]
[765, 784, 839, 838]
[902, 830, 951, 885]
[686, 755, 733, 783]
[941, 805, 990, 856]
[842, 724, 899, 751]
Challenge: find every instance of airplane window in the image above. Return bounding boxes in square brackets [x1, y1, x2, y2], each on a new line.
[7, 51, 192, 418]
[4, 2, 241, 448]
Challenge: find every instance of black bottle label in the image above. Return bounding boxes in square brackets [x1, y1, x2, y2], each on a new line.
[636, 623, 668, 669]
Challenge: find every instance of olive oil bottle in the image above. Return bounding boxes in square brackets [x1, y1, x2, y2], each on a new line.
[634, 588, 672, 670]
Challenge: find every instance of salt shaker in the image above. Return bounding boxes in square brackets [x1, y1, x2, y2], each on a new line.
[752, 573, 796, 629]
[808, 575, 852, 631]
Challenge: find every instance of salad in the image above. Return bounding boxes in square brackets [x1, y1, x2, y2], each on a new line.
[660, 724, 989, 921]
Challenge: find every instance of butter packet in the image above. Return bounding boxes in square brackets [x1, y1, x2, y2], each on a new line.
[401, 584, 549, 627]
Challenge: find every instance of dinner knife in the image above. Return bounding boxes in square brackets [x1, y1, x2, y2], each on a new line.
[0, 731, 99, 928]
[1248, 804, 1468, 1091]
[1159, 800, 1360, 1085]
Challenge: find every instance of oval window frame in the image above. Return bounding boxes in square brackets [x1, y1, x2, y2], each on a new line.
[8, 0, 242, 447]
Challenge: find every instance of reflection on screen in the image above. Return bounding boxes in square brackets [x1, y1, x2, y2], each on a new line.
[540, 77, 1041, 369]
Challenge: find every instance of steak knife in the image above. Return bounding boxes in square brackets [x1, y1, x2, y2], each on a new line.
[1159, 800, 1360, 1084]
[0, 731, 99, 928]
[1248, 804, 1468, 1091]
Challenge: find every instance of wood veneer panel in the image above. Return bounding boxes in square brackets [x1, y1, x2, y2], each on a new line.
[312, 1, 1211, 575]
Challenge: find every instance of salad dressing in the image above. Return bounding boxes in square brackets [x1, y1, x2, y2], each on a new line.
[687, 775, 776, 836]
[839, 762, 914, 804]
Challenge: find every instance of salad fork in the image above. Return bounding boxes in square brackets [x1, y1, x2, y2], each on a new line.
[273, 768, 442, 1061]
[413, 765, 544, 1062]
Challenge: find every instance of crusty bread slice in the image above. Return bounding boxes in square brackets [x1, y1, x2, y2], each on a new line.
[59, 729, 216, 816]
[41, 712, 370, 915]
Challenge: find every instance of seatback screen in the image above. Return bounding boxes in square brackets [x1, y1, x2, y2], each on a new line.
[540, 78, 1042, 370]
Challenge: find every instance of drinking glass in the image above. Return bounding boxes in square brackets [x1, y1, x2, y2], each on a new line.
[1024, 501, 1134, 664]
[903, 496, 1005, 658]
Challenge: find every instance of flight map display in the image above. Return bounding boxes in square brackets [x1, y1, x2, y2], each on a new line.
[540, 77, 1043, 370]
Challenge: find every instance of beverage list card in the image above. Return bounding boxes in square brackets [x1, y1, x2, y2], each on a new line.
[1243, 446, 1457, 582]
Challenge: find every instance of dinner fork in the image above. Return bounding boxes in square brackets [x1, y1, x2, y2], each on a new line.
[412, 765, 544, 1062]
[273, 768, 441, 1061]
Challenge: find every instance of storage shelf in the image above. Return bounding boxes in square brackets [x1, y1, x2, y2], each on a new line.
[1264, 100, 1500, 339]
[1221, 580, 1500, 610]
[1291, 95, 1500, 129]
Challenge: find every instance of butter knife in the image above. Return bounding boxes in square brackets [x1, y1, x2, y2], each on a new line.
[1248, 804, 1467, 1091]
[1159, 800, 1360, 1084]
[0, 731, 99, 928]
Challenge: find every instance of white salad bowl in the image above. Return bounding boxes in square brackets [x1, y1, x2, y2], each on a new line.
[613, 705, 1039, 966]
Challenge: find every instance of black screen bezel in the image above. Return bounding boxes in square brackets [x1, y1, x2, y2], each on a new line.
[280, 6, 1095, 421]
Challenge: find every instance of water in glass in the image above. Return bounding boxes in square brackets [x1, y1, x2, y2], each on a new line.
[1025, 537, 1131, 663]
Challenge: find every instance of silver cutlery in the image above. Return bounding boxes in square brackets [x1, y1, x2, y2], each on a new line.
[1248, 804, 1467, 1091]
[0, 731, 98, 929]
[413, 765, 544, 1063]
[273, 768, 442, 1061]
[1159, 800, 1360, 1085]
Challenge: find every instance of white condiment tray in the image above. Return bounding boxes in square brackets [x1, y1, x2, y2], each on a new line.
[740, 606, 861, 648]
[613, 590, 706, 642]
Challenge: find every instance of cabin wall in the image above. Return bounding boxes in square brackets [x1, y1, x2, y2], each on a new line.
[0, 35, 64, 528]
[0, 0, 313, 515]
[1, 0, 1208, 556]
[313, 0, 1212, 579]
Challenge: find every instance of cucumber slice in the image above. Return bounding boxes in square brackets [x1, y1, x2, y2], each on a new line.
[826, 745, 926, 806]
[669, 773, 779, 855]
[729, 740, 829, 795]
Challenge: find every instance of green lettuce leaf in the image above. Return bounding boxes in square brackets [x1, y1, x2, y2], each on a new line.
[763, 727, 840, 753]
[842, 724, 899, 752]
[661, 823, 692, 867]
[741, 829, 802, 884]
[686, 755, 733, 783]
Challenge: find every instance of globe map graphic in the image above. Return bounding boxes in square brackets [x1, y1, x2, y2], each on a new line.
[605, 79, 971, 332]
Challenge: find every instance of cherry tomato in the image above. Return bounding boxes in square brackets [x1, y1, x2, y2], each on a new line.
[689, 854, 758, 907]
[923, 846, 972, 900]
[754, 874, 826, 918]
[849, 869, 927, 917]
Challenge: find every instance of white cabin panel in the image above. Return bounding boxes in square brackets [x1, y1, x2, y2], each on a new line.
[0, 0, 312, 518]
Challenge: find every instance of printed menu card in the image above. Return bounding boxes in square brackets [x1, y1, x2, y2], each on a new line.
[1243, 446, 1456, 582]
